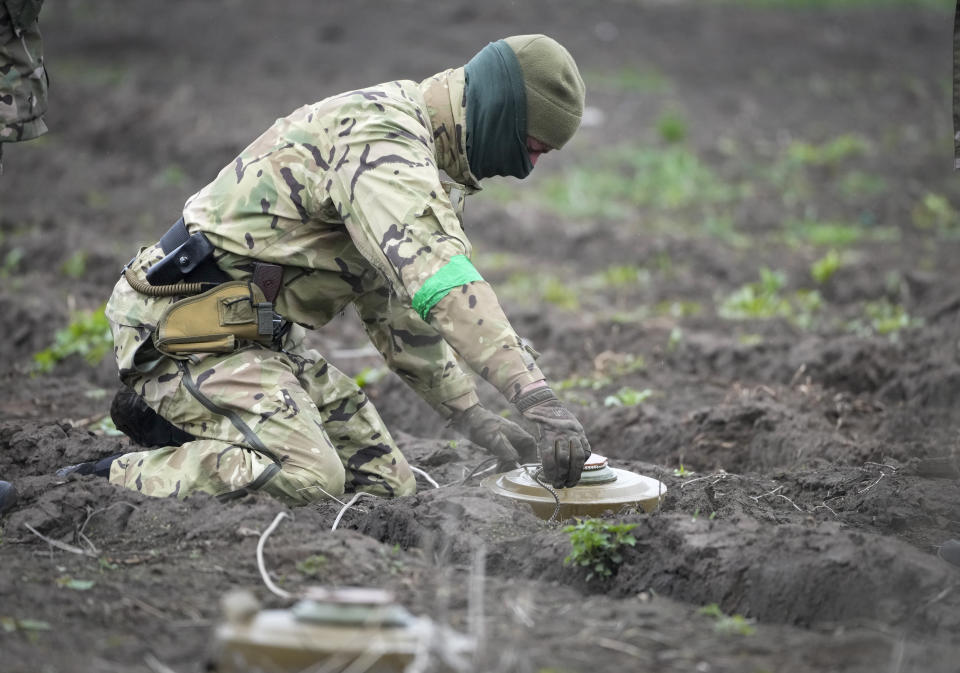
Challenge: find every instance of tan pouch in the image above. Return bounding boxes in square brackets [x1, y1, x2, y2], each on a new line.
[155, 281, 273, 355]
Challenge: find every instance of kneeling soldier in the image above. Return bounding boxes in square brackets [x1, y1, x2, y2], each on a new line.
[64, 35, 592, 504]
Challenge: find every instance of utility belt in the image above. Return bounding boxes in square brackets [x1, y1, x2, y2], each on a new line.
[124, 218, 289, 356]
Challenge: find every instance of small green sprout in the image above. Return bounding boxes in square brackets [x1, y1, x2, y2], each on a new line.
[61, 251, 88, 279]
[33, 304, 113, 373]
[718, 268, 822, 328]
[56, 577, 95, 591]
[656, 109, 687, 144]
[847, 299, 924, 338]
[295, 554, 328, 577]
[698, 603, 756, 636]
[810, 249, 841, 284]
[667, 327, 684, 352]
[603, 387, 653, 407]
[563, 519, 638, 581]
[353, 366, 387, 388]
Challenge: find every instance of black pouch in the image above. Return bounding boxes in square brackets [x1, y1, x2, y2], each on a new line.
[146, 220, 228, 286]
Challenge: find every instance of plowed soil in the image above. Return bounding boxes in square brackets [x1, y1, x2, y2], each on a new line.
[2, 2, 959, 672]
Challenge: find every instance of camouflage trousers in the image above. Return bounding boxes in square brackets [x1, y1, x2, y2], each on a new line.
[111, 331, 417, 505]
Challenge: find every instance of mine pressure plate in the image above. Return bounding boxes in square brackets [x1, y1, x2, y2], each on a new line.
[481, 453, 666, 520]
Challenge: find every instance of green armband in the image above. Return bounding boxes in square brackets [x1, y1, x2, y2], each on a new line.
[412, 255, 484, 321]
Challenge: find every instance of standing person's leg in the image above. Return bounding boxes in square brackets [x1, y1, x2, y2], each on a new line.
[112, 346, 347, 505]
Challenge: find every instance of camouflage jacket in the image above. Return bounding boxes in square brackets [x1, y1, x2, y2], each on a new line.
[0, 0, 48, 143]
[109, 68, 544, 415]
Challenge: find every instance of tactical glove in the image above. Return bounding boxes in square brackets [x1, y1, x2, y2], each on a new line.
[450, 404, 538, 467]
[515, 387, 591, 488]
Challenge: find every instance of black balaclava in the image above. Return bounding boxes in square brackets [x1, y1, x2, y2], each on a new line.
[463, 40, 533, 180]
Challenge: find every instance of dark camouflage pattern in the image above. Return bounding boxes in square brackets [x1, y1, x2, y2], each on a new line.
[108, 292, 415, 503]
[0, 1, 47, 144]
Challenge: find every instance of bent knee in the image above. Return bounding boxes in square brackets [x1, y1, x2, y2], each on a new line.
[265, 456, 346, 506]
[393, 470, 417, 497]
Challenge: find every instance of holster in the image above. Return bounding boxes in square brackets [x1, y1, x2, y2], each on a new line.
[154, 281, 277, 355]
[146, 218, 230, 287]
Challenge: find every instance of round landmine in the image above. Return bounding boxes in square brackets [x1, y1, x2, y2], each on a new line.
[482, 454, 666, 520]
[211, 586, 472, 672]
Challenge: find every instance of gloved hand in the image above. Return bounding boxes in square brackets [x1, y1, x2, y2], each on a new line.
[514, 387, 591, 488]
[449, 404, 538, 467]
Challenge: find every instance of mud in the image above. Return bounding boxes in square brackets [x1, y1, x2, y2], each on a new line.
[2, 1, 960, 672]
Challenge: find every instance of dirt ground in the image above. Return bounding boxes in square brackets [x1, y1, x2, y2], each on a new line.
[2, 1, 960, 671]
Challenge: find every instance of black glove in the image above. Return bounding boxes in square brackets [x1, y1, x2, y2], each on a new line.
[450, 404, 538, 467]
[515, 387, 591, 488]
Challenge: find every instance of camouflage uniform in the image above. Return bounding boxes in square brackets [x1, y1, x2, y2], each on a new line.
[0, 0, 48, 167]
[105, 68, 544, 504]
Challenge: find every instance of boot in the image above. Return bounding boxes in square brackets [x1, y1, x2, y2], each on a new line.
[56, 454, 122, 479]
[939, 539, 960, 567]
[0, 481, 17, 514]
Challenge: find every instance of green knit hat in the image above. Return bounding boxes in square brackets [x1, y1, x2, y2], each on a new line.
[503, 34, 585, 150]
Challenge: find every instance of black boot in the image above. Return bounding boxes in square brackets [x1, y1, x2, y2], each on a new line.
[56, 453, 122, 479]
[0, 481, 17, 514]
[110, 386, 194, 448]
[939, 540, 960, 567]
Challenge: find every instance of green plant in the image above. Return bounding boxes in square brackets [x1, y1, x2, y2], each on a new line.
[667, 327, 684, 352]
[537, 145, 734, 219]
[159, 163, 187, 188]
[1, 247, 24, 278]
[717, 268, 788, 319]
[847, 298, 923, 337]
[784, 219, 899, 248]
[603, 387, 653, 407]
[555, 354, 646, 392]
[380, 544, 406, 575]
[353, 366, 387, 388]
[656, 109, 687, 144]
[500, 271, 579, 310]
[592, 264, 649, 289]
[786, 134, 870, 167]
[33, 304, 113, 373]
[60, 251, 88, 279]
[295, 554, 328, 577]
[656, 300, 702, 318]
[912, 192, 958, 232]
[698, 603, 756, 636]
[98, 557, 119, 572]
[88, 415, 124, 436]
[718, 268, 822, 328]
[56, 577, 95, 591]
[672, 463, 692, 477]
[838, 171, 886, 201]
[542, 277, 579, 310]
[585, 66, 670, 94]
[0, 617, 51, 633]
[810, 249, 842, 284]
[787, 219, 862, 247]
[563, 519, 638, 580]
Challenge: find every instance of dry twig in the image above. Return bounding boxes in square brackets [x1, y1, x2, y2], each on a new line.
[23, 523, 97, 557]
[858, 471, 887, 494]
[595, 636, 647, 659]
[680, 471, 729, 489]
